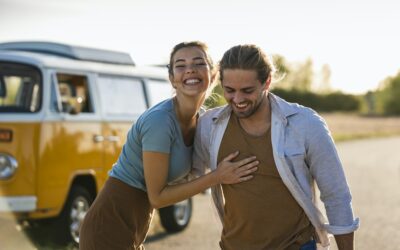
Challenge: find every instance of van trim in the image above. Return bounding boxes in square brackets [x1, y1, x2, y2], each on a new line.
[0, 114, 44, 122]
[0, 196, 37, 212]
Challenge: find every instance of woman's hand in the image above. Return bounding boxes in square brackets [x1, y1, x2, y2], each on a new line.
[214, 151, 259, 184]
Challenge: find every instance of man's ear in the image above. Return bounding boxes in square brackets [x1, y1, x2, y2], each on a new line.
[264, 75, 272, 90]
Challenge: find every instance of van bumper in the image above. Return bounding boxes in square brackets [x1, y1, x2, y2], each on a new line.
[0, 196, 37, 212]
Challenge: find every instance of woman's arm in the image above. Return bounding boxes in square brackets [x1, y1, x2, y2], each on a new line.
[143, 151, 258, 209]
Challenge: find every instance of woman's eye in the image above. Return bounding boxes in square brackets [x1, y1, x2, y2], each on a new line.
[175, 65, 185, 68]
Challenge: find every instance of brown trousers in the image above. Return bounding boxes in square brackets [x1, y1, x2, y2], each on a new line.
[80, 177, 154, 250]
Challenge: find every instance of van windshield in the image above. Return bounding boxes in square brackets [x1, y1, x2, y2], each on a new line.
[0, 62, 42, 113]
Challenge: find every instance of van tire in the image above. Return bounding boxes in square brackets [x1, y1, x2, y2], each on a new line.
[55, 185, 94, 245]
[158, 198, 192, 233]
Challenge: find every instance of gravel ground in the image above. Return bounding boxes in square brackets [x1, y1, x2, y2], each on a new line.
[1, 136, 400, 249]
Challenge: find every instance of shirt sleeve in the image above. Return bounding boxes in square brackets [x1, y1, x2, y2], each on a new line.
[140, 111, 175, 154]
[191, 113, 211, 178]
[305, 111, 360, 234]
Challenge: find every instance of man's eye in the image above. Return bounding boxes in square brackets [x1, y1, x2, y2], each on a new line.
[243, 89, 254, 94]
[175, 65, 185, 68]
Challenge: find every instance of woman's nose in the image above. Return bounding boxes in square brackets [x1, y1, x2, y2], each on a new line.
[185, 64, 196, 73]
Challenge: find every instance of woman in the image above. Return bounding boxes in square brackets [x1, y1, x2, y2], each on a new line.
[79, 41, 259, 250]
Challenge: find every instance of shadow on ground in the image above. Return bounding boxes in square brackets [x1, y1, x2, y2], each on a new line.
[21, 220, 78, 250]
[146, 231, 180, 243]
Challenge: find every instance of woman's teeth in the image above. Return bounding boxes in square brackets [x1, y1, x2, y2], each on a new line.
[185, 79, 200, 85]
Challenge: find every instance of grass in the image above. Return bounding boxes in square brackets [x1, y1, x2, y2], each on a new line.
[321, 113, 400, 142]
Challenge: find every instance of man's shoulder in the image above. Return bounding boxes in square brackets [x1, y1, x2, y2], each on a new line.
[272, 93, 324, 125]
[291, 104, 324, 126]
[199, 105, 229, 122]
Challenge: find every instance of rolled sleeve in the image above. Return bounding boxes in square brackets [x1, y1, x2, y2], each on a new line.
[325, 217, 360, 235]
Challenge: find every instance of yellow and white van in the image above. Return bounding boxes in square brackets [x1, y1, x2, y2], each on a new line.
[0, 42, 192, 244]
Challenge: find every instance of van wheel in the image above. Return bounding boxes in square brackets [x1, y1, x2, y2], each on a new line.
[56, 185, 94, 245]
[158, 198, 192, 232]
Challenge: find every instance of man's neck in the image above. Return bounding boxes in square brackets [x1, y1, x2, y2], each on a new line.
[236, 94, 271, 137]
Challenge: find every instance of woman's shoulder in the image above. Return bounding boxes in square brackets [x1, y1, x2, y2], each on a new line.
[136, 99, 175, 126]
[148, 98, 174, 114]
[139, 99, 175, 121]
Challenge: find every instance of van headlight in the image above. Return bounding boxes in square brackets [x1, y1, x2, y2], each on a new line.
[0, 154, 18, 179]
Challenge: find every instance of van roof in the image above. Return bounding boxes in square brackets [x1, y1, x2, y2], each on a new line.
[0, 41, 135, 66]
[0, 43, 168, 80]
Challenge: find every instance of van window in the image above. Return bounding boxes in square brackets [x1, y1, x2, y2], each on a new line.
[97, 75, 147, 116]
[146, 79, 173, 107]
[55, 73, 93, 114]
[0, 62, 42, 113]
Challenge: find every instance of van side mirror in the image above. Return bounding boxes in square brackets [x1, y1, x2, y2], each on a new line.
[0, 76, 6, 98]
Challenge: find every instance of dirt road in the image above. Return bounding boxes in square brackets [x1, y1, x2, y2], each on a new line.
[147, 136, 400, 250]
[1, 136, 400, 249]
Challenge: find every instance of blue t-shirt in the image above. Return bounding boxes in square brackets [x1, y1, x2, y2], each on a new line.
[109, 98, 192, 192]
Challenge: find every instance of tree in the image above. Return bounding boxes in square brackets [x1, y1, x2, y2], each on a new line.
[379, 71, 400, 115]
[294, 58, 313, 91]
[272, 56, 314, 92]
[315, 64, 332, 94]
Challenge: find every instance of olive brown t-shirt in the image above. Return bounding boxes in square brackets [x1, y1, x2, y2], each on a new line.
[217, 114, 314, 250]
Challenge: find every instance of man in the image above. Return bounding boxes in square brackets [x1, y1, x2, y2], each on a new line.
[193, 44, 359, 250]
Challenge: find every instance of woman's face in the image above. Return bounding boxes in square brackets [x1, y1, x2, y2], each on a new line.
[169, 46, 212, 98]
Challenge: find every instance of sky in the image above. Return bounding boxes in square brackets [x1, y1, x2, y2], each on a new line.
[0, 0, 399, 94]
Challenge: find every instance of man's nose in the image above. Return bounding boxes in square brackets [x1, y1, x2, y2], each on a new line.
[232, 93, 244, 103]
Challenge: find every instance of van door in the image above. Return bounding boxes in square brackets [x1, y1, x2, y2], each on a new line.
[96, 75, 148, 186]
[0, 62, 42, 213]
[37, 71, 103, 216]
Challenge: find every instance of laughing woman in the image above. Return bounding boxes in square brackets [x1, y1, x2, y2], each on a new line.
[79, 41, 259, 250]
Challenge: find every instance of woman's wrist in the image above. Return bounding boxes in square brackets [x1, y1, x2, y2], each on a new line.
[208, 169, 220, 186]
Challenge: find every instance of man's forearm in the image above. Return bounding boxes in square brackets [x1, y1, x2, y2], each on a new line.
[334, 232, 354, 250]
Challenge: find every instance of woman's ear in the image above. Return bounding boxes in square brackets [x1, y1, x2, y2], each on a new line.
[211, 74, 216, 84]
[169, 75, 177, 89]
[210, 71, 219, 87]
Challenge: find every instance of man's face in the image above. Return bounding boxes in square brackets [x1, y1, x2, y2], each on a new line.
[221, 69, 268, 118]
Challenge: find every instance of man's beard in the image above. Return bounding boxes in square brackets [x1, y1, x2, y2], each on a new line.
[232, 91, 266, 118]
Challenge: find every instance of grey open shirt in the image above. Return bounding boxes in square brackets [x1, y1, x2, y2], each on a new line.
[192, 93, 359, 248]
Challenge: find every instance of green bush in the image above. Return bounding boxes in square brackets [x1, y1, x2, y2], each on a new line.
[366, 71, 400, 116]
[380, 73, 400, 115]
[271, 88, 360, 112]
[204, 85, 360, 112]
